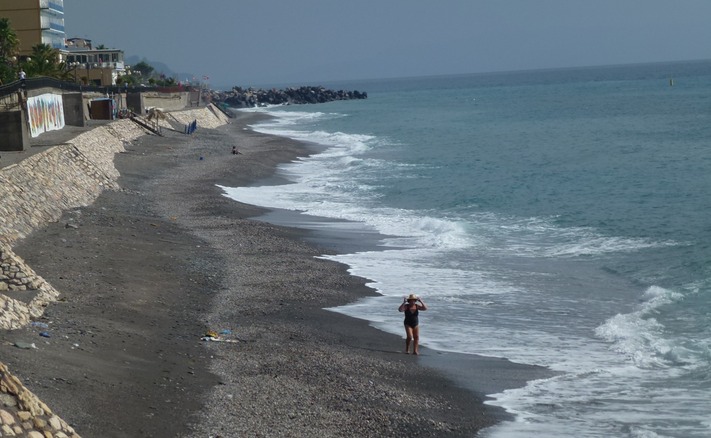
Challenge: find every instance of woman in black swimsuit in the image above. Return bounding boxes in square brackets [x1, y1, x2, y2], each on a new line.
[398, 294, 428, 355]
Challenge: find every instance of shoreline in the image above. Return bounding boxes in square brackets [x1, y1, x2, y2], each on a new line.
[3, 110, 550, 437]
[216, 112, 556, 424]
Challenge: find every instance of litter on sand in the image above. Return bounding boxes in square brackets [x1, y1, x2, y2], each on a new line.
[13, 341, 37, 349]
[201, 336, 238, 343]
[201, 330, 239, 343]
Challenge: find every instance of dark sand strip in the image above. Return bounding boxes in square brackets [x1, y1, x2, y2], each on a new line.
[2, 112, 551, 437]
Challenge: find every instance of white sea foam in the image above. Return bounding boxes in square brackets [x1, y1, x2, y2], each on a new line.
[241, 109, 680, 262]
[593, 285, 711, 374]
[468, 214, 679, 259]
[230, 101, 711, 438]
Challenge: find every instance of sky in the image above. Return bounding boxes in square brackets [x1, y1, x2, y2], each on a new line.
[64, 0, 711, 89]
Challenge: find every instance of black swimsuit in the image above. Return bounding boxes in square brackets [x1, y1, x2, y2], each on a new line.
[404, 306, 419, 328]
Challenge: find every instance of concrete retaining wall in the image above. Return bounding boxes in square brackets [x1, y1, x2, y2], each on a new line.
[126, 92, 144, 115]
[62, 93, 85, 127]
[143, 91, 190, 112]
[0, 109, 28, 152]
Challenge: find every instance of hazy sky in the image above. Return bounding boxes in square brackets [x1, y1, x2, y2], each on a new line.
[64, 0, 711, 89]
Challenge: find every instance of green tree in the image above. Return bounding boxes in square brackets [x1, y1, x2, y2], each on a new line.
[23, 43, 72, 80]
[133, 60, 154, 77]
[157, 76, 177, 87]
[0, 18, 20, 84]
[120, 73, 139, 86]
[24, 43, 58, 76]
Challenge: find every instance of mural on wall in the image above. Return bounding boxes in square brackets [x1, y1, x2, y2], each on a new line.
[27, 94, 65, 138]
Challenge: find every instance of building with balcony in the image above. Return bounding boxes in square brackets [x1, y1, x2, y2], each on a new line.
[0, 0, 66, 56]
[65, 38, 127, 86]
[1, 3, 127, 86]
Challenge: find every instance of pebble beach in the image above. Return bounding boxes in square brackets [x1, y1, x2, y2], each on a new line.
[1, 110, 548, 437]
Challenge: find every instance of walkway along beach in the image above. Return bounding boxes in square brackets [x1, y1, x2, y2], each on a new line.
[0, 106, 549, 437]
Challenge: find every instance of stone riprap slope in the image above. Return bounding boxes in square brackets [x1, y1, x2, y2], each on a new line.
[157, 103, 231, 132]
[173, 104, 231, 128]
[0, 363, 79, 437]
[0, 245, 58, 328]
[0, 106, 227, 437]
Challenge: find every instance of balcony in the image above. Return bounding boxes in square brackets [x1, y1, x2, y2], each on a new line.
[40, 0, 65, 13]
[47, 22, 65, 32]
[40, 16, 65, 33]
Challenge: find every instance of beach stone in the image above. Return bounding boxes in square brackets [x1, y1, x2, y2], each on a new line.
[2, 423, 17, 436]
[0, 408, 15, 424]
[33, 416, 47, 429]
[48, 415, 62, 430]
[27, 431, 45, 438]
[0, 393, 16, 406]
[1, 376, 19, 393]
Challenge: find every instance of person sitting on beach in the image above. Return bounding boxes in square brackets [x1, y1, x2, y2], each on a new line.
[232, 146, 241, 155]
[398, 294, 427, 355]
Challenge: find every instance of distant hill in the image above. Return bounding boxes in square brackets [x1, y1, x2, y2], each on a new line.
[124, 55, 196, 83]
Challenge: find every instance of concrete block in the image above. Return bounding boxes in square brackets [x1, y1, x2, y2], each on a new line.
[0, 110, 28, 152]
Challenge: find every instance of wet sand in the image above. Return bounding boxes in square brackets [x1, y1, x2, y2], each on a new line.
[2, 112, 551, 437]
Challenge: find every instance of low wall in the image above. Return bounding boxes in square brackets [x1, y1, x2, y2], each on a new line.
[0, 110, 28, 152]
[126, 91, 144, 115]
[62, 92, 85, 127]
[143, 91, 190, 112]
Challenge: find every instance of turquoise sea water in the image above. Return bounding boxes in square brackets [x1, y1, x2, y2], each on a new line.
[222, 60, 711, 437]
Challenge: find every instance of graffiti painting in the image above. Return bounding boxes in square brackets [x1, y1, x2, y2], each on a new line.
[27, 94, 65, 138]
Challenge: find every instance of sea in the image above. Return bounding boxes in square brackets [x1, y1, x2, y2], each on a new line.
[219, 60, 711, 438]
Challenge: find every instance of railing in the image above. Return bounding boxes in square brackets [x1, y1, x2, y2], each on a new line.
[0, 77, 82, 98]
[0, 80, 28, 99]
[0, 77, 197, 99]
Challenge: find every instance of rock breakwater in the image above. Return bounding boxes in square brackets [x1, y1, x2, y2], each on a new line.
[210, 85, 367, 108]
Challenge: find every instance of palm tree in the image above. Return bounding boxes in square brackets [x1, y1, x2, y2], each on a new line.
[0, 18, 19, 60]
[0, 18, 20, 83]
[24, 43, 68, 79]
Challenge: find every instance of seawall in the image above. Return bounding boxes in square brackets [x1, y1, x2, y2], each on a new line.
[0, 105, 229, 437]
